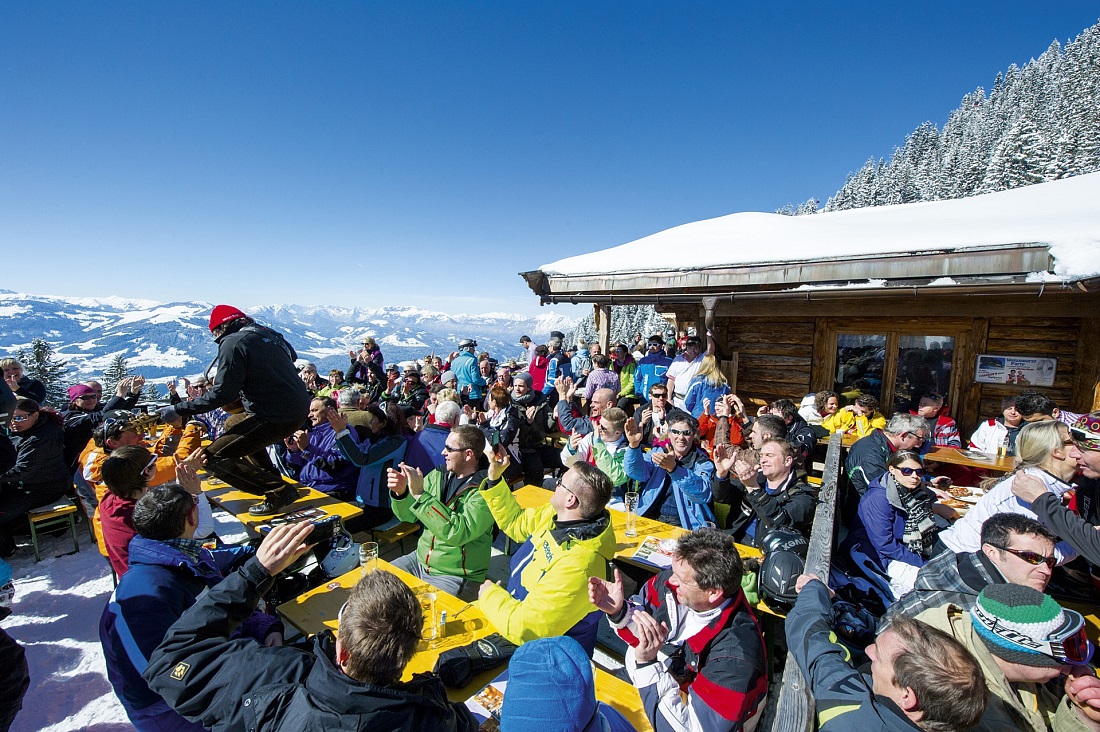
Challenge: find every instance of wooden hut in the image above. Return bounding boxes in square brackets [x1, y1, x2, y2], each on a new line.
[521, 173, 1100, 436]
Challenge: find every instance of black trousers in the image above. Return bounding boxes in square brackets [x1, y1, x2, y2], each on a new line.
[205, 415, 304, 495]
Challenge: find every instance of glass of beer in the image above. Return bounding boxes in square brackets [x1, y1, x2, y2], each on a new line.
[624, 491, 640, 538]
[358, 542, 378, 576]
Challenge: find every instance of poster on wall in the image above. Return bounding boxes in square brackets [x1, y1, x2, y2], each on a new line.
[975, 355, 1058, 387]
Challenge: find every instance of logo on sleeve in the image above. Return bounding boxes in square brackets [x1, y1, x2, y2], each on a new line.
[170, 662, 191, 681]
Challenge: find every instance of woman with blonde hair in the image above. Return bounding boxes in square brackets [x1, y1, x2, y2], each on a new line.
[938, 419, 1079, 560]
[682, 355, 730, 419]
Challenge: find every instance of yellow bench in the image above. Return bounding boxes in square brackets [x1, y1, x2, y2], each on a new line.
[28, 499, 81, 562]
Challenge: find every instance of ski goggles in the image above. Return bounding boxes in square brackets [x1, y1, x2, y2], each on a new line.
[972, 602, 1094, 666]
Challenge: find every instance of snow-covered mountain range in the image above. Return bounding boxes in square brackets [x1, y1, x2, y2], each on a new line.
[0, 290, 578, 381]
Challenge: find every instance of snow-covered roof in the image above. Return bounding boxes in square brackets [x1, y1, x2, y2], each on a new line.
[535, 173, 1100, 288]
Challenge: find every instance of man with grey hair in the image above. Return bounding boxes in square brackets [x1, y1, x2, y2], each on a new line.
[405, 401, 460, 474]
[336, 388, 373, 432]
[846, 412, 929, 497]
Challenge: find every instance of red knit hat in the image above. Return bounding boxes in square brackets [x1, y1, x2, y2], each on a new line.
[209, 304, 248, 332]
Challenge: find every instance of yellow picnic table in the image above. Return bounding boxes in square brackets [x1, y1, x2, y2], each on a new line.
[924, 447, 1016, 473]
[200, 475, 362, 539]
[277, 559, 653, 730]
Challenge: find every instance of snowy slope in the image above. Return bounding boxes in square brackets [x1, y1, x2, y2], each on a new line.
[0, 291, 578, 381]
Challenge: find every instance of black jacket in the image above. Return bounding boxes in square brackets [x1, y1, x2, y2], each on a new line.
[1031, 490, 1100, 567]
[785, 415, 817, 469]
[145, 558, 478, 732]
[0, 417, 70, 493]
[61, 394, 135, 472]
[0, 434, 14, 476]
[714, 471, 817, 545]
[512, 389, 553, 449]
[0, 628, 29, 731]
[13, 376, 45, 404]
[177, 322, 311, 424]
[845, 429, 891, 497]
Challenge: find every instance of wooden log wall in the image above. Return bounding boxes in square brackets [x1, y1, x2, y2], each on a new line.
[723, 317, 816, 409]
[978, 316, 1088, 420]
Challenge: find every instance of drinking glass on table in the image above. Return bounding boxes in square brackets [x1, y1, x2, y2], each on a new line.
[624, 491, 640, 538]
[359, 542, 379, 576]
[419, 591, 439, 644]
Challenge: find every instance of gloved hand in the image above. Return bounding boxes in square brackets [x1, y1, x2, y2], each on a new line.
[433, 633, 518, 688]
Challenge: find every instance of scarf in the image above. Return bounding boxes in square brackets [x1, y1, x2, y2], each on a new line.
[884, 473, 938, 557]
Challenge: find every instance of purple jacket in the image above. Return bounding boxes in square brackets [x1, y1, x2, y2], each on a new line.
[286, 422, 359, 494]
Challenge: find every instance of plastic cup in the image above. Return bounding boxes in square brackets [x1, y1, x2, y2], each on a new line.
[624, 491, 640, 538]
[358, 542, 378, 576]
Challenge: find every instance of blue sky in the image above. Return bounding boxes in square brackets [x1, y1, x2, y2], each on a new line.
[2, 2, 1097, 318]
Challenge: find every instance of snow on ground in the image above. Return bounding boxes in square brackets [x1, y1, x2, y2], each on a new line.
[1, 508, 254, 732]
[4, 529, 133, 732]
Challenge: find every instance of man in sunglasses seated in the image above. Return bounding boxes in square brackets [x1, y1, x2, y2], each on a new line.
[1011, 413, 1100, 567]
[915, 584, 1100, 731]
[886, 513, 1057, 625]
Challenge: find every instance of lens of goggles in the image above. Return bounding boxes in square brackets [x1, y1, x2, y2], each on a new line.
[1049, 609, 1094, 665]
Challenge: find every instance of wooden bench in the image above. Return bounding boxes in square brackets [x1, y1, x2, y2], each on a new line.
[27, 499, 81, 562]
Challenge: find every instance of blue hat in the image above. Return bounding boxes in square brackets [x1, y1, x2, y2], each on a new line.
[500, 636, 598, 732]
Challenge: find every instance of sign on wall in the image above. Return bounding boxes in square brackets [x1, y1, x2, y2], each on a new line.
[975, 355, 1058, 387]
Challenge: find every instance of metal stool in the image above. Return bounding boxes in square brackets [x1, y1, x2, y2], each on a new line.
[27, 500, 81, 562]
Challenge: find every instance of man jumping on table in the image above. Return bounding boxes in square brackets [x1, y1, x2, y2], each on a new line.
[158, 305, 312, 515]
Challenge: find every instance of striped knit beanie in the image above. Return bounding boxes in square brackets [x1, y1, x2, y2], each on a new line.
[971, 584, 1067, 668]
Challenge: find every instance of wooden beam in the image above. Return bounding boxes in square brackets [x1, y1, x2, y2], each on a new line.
[770, 432, 841, 732]
[1072, 318, 1100, 413]
[596, 304, 612, 355]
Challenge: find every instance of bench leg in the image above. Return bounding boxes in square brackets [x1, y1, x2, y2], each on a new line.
[28, 520, 40, 563]
[69, 514, 80, 555]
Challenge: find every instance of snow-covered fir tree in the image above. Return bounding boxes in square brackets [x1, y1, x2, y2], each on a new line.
[17, 339, 70, 408]
[101, 354, 131, 397]
[568, 306, 672, 350]
[813, 21, 1100, 213]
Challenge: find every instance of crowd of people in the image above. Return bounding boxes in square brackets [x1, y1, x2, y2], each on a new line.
[2, 304, 1100, 732]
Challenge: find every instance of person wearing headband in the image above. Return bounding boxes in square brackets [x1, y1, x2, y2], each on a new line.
[915, 583, 1100, 731]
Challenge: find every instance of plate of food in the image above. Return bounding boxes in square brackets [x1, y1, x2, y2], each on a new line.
[940, 497, 970, 510]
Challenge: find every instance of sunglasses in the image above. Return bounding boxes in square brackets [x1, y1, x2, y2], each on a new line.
[442, 444, 465, 453]
[650, 393, 668, 399]
[669, 427, 692, 437]
[143, 455, 158, 475]
[1069, 425, 1100, 451]
[993, 545, 1057, 569]
[895, 467, 928, 477]
[555, 476, 577, 498]
[12, 414, 31, 423]
[76, 394, 98, 401]
[973, 602, 1093, 665]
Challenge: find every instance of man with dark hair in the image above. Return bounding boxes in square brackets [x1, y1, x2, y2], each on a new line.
[886, 513, 1057, 624]
[387, 425, 494, 600]
[157, 305, 312, 515]
[666, 332, 716, 410]
[846, 413, 929, 497]
[283, 397, 358, 497]
[747, 413, 787, 450]
[1015, 390, 1083, 427]
[476, 453, 615, 652]
[144, 522, 478, 731]
[786, 573, 988, 731]
[624, 410, 716, 529]
[102, 480, 281, 732]
[768, 398, 816, 467]
[589, 529, 767, 732]
[713, 438, 818, 545]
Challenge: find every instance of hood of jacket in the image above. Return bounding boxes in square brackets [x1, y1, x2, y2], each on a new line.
[127, 536, 222, 583]
[296, 633, 474, 730]
[549, 510, 616, 560]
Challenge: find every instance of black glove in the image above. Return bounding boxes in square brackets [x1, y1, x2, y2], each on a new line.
[432, 632, 518, 688]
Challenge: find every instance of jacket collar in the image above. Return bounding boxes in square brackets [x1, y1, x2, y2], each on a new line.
[550, 510, 611, 545]
[305, 634, 457, 716]
[683, 588, 744, 655]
